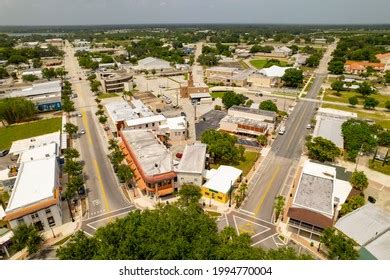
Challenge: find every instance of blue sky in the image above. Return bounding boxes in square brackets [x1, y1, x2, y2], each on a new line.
[0, 0, 389, 25]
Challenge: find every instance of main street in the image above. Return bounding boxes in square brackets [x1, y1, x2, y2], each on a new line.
[63, 42, 132, 235]
[222, 41, 338, 248]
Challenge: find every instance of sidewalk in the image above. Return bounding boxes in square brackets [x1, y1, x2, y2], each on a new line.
[338, 159, 390, 188]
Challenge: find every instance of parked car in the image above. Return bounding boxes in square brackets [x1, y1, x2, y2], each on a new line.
[306, 124, 312, 129]
[279, 127, 286, 135]
[0, 150, 9, 157]
[180, 112, 187, 117]
[79, 129, 86, 134]
[77, 112, 82, 117]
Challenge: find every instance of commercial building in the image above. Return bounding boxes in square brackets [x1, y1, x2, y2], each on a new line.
[21, 69, 43, 79]
[45, 38, 64, 48]
[158, 116, 188, 141]
[335, 204, 390, 260]
[125, 114, 167, 130]
[273, 46, 293, 57]
[4, 156, 62, 232]
[97, 70, 133, 93]
[175, 143, 207, 187]
[287, 160, 352, 240]
[0, 81, 62, 112]
[205, 67, 254, 87]
[313, 108, 357, 149]
[344, 60, 385, 74]
[201, 166, 242, 204]
[180, 71, 209, 98]
[119, 130, 177, 197]
[8, 131, 62, 157]
[247, 66, 291, 88]
[219, 105, 276, 137]
[105, 100, 154, 132]
[133, 57, 171, 71]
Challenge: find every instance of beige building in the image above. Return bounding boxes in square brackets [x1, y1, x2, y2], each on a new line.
[97, 70, 133, 93]
[219, 105, 276, 137]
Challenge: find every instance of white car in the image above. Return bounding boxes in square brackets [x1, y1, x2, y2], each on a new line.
[279, 127, 286, 135]
[79, 129, 86, 134]
[306, 124, 312, 129]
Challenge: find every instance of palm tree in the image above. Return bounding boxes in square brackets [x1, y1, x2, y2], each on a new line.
[273, 196, 285, 222]
[99, 115, 108, 125]
[116, 164, 133, 187]
[11, 224, 44, 255]
[63, 148, 80, 161]
[64, 123, 79, 139]
[108, 139, 119, 151]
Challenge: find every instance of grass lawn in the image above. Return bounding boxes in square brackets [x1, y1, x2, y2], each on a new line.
[210, 91, 227, 99]
[97, 93, 119, 99]
[368, 160, 390, 175]
[210, 150, 259, 176]
[321, 103, 390, 129]
[250, 59, 288, 69]
[0, 117, 62, 150]
[324, 90, 389, 108]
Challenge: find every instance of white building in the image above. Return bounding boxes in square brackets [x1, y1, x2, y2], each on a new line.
[125, 114, 167, 130]
[219, 105, 276, 137]
[21, 69, 43, 79]
[313, 108, 358, 149]
[159, 116, 187, 141]
[9, 131, 62, 157]
[287, 160, 352, 240]
[4, 156, 63, 232]
[133, 57, 171, 71]
[273, 46, 293, 57]
[175, 143, 207, 187]
[0, 81, 62, 112]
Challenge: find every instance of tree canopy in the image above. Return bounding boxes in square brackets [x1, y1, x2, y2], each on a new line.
[320, 228, 359, 260]
[57, 203, 311, 260]
[339, 195, 365, 217]
[306, 137, 340, 162]
[341, 119, 378, 161]
[11, 224, 44, 255]
[201, 130, 244, 164]
[281, 68, 304, 88]
[0, 97, 37, 125]
[259, 100, 278, 112]
[350, 171, 369, 191]
[221, 91, 247, 109]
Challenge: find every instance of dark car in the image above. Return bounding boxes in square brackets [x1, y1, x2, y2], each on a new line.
[0, 150, 9, 157]
[180, 112, 187, 117]
[78, 185, 86, 197]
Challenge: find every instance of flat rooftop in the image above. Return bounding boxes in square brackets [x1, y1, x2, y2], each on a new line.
[6, 156, 59, 212]
[203, 165, 242, 194]
[121, 129, 173, 176]
[105, 99, 154, 123]
[221, 115, 269, 129]
[125, 114, 166, 127]
[18, 142, 58, 164]
[9, 131, 61, 156]
[335, 203, 390, 246]
[176, 143, 207, 174]
[229, 105, 277, 118]
[1, 81, 61, 98]
[313, 117, 345, 148]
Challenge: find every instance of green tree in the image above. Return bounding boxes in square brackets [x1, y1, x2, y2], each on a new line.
[221, 91, 247, 109]
[63, 148, 80, 161]
[234, 183, 248, 208]
[90, 80, 101, 93]
[95, 109, 105, 116]
[306, 54, 321, 67]
[339, 195, 365, 217]
[201, 130, 243, 164]
[331, 80, 344, 93]
[197, 53, 218, 66]
[259, 100, 278, 112]
[363, 97, 379, 109]
[328, 60, 345, 74]
[98, 115, 108, 125]
[63, 175, 84, 222]
[178, 184, 202, 206]
[11, 223, 44, 255]
[64, 123, 79, 138]
[348, 96, 359, 107]
[22, 74, 39, 82]
[281, 68, 304, 88]
[350, 171, 368, 191]
[320, 228, 358, 260]
[56, 231, 98, 260]
[56, 204, 310, 260]
[55, 68, 68, 80]
[108, 139, 119, 151]
[109, 149, 125, 171]
[342, 119, 378, 161]
[0, 66, 9, 79]
[0, 97, 37, 125]
[385, 71, 390, 84]
[378, 130, 390, 147]
[42, 68, 57, 80]
[32, 58, 42, 68]
[64, 160, 83, 177]
[257, 134, 267, 146]
[61, 97, 75, 114]
[357, 82, 375, 96]
[273, 196, 285, 222]
[306, 137, 340, 162]
[116, 164, 133, 186]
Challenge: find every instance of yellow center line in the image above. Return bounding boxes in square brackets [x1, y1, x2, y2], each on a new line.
[285, 102, 310, 150]
[254, 165, 281, 216]
[81, 110, 111, 212]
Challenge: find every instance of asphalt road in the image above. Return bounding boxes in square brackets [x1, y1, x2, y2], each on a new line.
[241, 75, 324, 222]
[239, 39, 336, 222]
[63, 41, 130, 223]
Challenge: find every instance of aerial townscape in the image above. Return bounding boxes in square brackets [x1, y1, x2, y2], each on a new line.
[0, 21, 390, 261]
